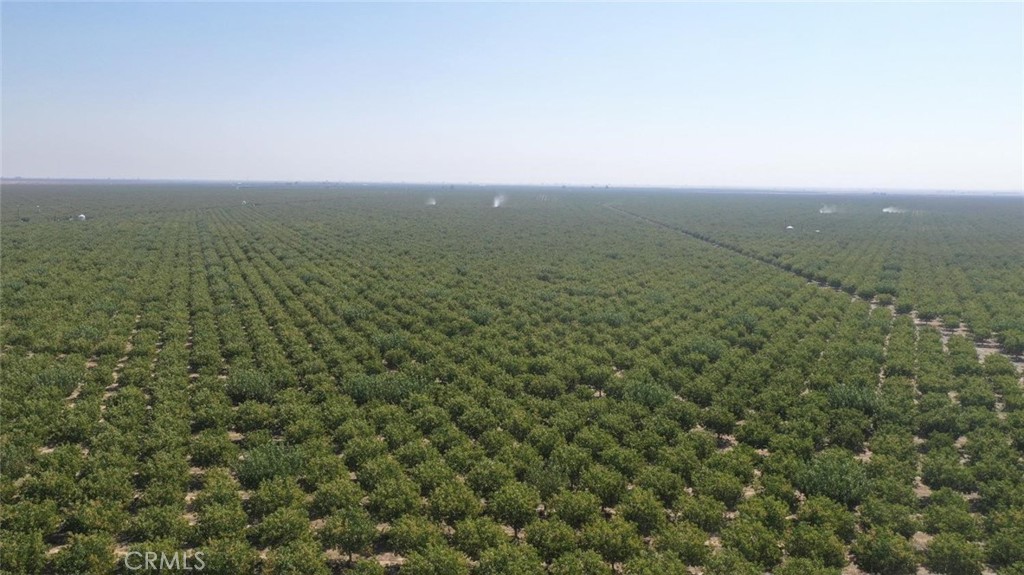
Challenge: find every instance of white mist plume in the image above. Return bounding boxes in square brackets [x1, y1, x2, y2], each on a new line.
[493, 195, 506, 208]
[426, 198, 437, 206]
[819, 205, 837, 214]
[882, 206, 907, 214]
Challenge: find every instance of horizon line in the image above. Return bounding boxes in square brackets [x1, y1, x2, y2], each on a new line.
[2, 177, 1022, 196]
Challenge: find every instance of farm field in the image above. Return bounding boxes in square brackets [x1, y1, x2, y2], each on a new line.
[2, 183, 1023, 575]
[617, 194, 1024, 351]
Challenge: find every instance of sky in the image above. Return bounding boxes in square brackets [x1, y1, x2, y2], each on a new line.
[2, 2, 1022, 191]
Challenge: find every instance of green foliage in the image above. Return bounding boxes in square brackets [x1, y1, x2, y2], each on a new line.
[581, 517, 644, 564]
[367, 477, 421, 521]
[342, 373, 420, 405]
[451, 516, 507, 559]
[579, 464, 626, 507]
[4, 188, 1021, 575]
[196, 537, 259, 575]
[548, 549, 614, 575]
[253, 506, 310, 547]
[922, 488, 980, 538]
[129, 504, 192, 543]
[619, 487, 667, 535]
[226, 370, 277, 403]
[674, 493, 726, 533]
[475, 544, 545, 575]
[429, 480, 482, 524]
[773, 557, 842, 575]
[797, 495, 856, 542]
[248, 476, 306, 520]
[0, 529, 47, 574]
[851, 529, 917, 575]
[654, 521, 710, 565]
[622, 552, 690, 575]
[402, 544, 470, 575]
[387, 514, 444, 554]
[489, 482, 540, 534]
[925, 533, 984, 575]
[49, 532, 116, 575]
[692, 468, 744, 509]
[858, 496, 920, 538]
[196, 501, 248, 543]
[796, 448, 868, 508]
[235, 443, 301, 489]
[348, 559, 387, 575]
[703, 548, 762, 575]
[320, 507, 376, 561]
[190, 429, 239, 467]
[786, 523, 846, 568]
[261, 537, 329, 575]
[525, 518, 577, 562]
[736, 495, 789, 534]
[548, 489, 601, 528]
[311, 478, 364, 518]
[720, 518, 782, 569]
[988, 523, 1024, 567]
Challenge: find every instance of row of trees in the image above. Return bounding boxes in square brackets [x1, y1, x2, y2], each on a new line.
[2, 187, 1021, 574]
[623, 194, 1024, 351]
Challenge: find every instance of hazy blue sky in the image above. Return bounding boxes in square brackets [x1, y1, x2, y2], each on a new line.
[3, 2, 1021, 191]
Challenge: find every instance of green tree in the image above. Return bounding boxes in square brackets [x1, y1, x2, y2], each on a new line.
[525, 518, 577, 563]
[619, 487, 667, 536]
[674, 493, 726, 533]
[476, 543, 545, 575]
[191, 429, 240, 467]
[703, 548, 761, 575]
[402, 544, 470, 575]
[235, 443, 300, 489]
[196, 501, 248, 542]
[320, 506, 377, 563]
[368, 477, 421, 521]
[451, 516, 507, 559]
[579, 464, 626, 507]
[348, 559, 386, 575]
[721, 518, 782, 569]
[310, 478, 364, 518]
[786, 524, 845, 568]
[247, 476, 306, 520]
[925, 533, 983, 575]
[489, 482, 540, 536]
[0, 530, 47, 574]
[773, 557, 841, 575]
[923, 495, 980, 538]
[253, 506, 310, 547]
[546, 491, 597, 530]
[796, 449, 868, 508]
[49, 533, 116, 575]
[197, 537, 259, 575]
[430, 480, 482, 524]
[261, 537, 329, 575]
[692, 468, 744, 509]
[654, 521, 710, 565]
[465, 458, 515, 497]
[622, 552, 689, 575]
[548, 549, 613, 575]
[988, 524, 1024, 568]
[581, 517, 644, 565]
[797, 495, 856, 542]
[387, 514, 445, 554]
[851, 528, 916, 575]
